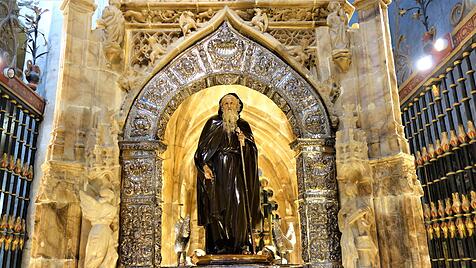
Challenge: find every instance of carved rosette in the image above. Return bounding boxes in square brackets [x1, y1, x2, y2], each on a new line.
[293, 139, 341, 267]
[124, 22, 331, 142]
[119, 141, 166, 267]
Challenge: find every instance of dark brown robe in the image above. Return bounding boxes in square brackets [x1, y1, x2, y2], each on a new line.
[194, 114, 260, 254]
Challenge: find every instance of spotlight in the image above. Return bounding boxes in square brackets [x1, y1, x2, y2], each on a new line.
[416, 55, 433, 71]
[434, 38, 449, 52]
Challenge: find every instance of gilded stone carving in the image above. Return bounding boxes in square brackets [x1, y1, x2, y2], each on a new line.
[251, 8, 268, 32]
[261, 7, 326, 22]
[125, 22, 331, 142]
[268, 29, 316, 47]
[287, 42, 316, 71]
[118, 66, 148, 93]
[179, 11, 198, 36]
[124, 9, 219, 24]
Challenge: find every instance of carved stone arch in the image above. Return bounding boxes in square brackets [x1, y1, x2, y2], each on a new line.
[119, 14, 340, 268]
[123, 8, 334, 142]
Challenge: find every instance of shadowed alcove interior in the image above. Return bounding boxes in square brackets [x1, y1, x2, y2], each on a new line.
[160, 84, 301, 265]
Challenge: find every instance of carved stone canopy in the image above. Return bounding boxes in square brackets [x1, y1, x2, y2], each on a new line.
[124, 20, 333, 142]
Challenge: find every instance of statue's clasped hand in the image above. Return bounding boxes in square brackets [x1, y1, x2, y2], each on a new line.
[203, 164, 214, 181]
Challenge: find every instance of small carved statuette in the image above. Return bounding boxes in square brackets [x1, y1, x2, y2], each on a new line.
[196, 8, 214, 23]
[327, 1, 352, 72]
[97, 0, 125, 64]
[251, 8, 268, 32]
[148, 36, 167, 66]
[179, 11, 198, 36]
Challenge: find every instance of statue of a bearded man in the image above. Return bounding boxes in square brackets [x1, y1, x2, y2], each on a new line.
[194, 93, 260, 254]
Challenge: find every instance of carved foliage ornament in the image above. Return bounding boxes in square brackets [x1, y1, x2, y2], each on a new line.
[120, 204, 155, 266]
[124, 22, 331, 141]
[122, 158, 154, 196]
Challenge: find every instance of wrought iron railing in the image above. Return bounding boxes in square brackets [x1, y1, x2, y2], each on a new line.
[0, 70, 43, 267]
[401, 41, 476, 267]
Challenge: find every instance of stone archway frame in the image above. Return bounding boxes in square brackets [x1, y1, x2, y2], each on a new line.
[120, 8, 340, 267]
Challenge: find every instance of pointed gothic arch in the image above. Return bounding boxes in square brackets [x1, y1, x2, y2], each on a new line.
[119, 14, 340, 267]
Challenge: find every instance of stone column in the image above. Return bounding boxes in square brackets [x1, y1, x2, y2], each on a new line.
[26, 0, 96, 267]
[352, 0, 430, 267]
[119, 141, 165, 267]
[292, 139, 340, 268]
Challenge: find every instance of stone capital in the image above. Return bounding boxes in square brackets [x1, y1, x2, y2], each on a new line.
[353, 0, 391, 10]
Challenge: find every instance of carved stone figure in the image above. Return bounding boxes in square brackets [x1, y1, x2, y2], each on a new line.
[194, 93, 260, 254]
[251, 8, 268, 32]
[336, 105, 379, 268]
[174, 215, 191, 266]
[148, 36, 166, 65]
[327, 1, 351, 72]
[97, 0, 125, 64]
[338, 181, 378, 268]
[271, 216, 296, 263]
[179, 11, 198, 36]
[79, 184, 118, 268]
[327, 1, 349, 50]
[287, 45, 307, 67]
[124, 10, 146, 23]
[197, 8, 215, 23]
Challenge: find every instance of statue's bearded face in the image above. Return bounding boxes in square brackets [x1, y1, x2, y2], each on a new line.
[220, 95, 240, 136]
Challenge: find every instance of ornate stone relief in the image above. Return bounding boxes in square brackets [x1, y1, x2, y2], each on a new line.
[258, 7, 328, 22]
[129, 31, 181, 70]
[122, 8, 328, 95]
[124, 9, 220, 24]
[124, 22, 332, 141]
[178, 11, 198, 36]
[122, 6, 328, 25]
[336, 105, 380, 268]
